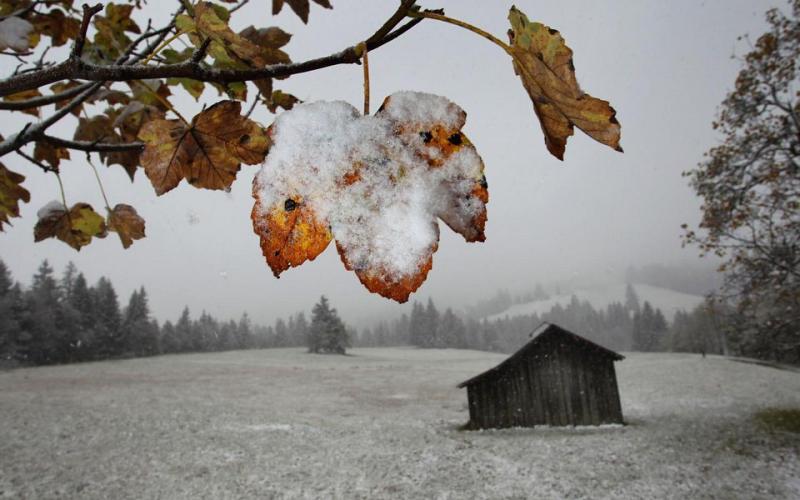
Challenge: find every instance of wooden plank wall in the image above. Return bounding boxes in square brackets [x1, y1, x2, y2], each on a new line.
[466, 337, 624, 429]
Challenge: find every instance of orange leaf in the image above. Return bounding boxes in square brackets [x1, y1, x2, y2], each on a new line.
[252, 176, 332, 277]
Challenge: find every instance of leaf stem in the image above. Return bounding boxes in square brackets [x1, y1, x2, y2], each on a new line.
[406, 10, 513, 55]
[360, 42, 370, 115]
[87, 156, 111, 211]
[55, 170, 68, 209]
[142, 29, 187, 66]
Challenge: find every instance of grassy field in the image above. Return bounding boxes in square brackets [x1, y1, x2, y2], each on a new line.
[1, 348, 799, 499]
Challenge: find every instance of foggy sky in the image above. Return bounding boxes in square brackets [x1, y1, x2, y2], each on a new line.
[0, 1, 781, 326]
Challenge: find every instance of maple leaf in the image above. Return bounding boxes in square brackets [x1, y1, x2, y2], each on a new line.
[266, 90, 301, 113]
[33, 141, 70, 169]
[107, 203, 145, 249]
[34, 201, 107, 250]
[138, 100, 270, 195]
[272, 0, 332, 24]
[508, 6, 621, 160]
[0, 162, 30, 231]
[30, 8, 80, 47]
[251, 92, 488, 303]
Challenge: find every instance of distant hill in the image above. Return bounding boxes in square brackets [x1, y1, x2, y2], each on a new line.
[485, 283, 706, 321]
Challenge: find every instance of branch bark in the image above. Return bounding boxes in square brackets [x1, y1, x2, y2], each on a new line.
[0, 2, 421, 97]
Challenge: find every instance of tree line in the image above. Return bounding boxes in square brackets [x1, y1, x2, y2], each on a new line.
[0, 259, 335, 367]
[354, 285, 727, 356]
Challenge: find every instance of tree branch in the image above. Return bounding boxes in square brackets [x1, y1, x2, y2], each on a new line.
[71, 3, 104, 59]
[39, 134, 144, 153]
[0, 1, 421, 97]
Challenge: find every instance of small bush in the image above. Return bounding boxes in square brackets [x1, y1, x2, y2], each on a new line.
[754, 408, 800, 433]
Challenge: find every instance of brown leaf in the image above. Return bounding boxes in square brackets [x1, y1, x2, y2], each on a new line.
[272, 0, 332, 23]
[50, 81, 85, 116]
[107, 203, 145, 249]
[34, 201, 107, 250]
[193, 2, 266, 67]
[33, 141, 70, 169]
[266, 90, 300, 113]
[30, 9, 80, 47]
[138, 100, 270, 195]
[0, 162, 30, 231]
[508, 7, 621, 160]
[75, 114, 143, 180]
[3, 89, 42, 117]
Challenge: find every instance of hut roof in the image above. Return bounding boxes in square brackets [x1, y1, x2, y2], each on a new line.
[457, 322, 624, 388]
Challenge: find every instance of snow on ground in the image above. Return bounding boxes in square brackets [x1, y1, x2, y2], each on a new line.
[486, 283, 706, 321]
[1, 348, 799, 499]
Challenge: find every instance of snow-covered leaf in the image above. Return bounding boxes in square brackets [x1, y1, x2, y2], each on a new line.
[0, 16, 33, 52]
[251, 91, 488, 302]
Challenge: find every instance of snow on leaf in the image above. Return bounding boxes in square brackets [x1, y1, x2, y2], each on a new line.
[0, 16, 34, 52]
[34, 201, 107, 251]
[107, 203, 145, 249]
[251, 92, 488, 302]
[0, 162, 30, 232]
[508, 6, 622, 160]
[272, 0, 332, 24]
[138, 100, 270, 195]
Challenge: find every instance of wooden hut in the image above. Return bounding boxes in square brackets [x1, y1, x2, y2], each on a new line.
[458, 322, 624, 429]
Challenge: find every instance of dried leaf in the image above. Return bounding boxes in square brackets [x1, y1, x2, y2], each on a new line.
[192, 2, 266, 67]
[272, 0, 332, 23]
[34, 201, 107, 250]
[30, 9, 80, 47]
[107, 203, 145, 249]
[251, 92, 488, 303]
[0, 162, 30, 231]
[33, 141, 70, 169]
[75, 113, 145, 180]
[50, 81, 85, 116]
[3, 88, 42, 117]
[138, 100, 270, 195]
[266, 90, 300, 113]
[508, 6, 621, 160]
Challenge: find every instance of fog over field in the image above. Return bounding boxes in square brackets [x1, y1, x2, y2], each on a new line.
[1, 349, 799, 498]
[0, 1, 781, 325]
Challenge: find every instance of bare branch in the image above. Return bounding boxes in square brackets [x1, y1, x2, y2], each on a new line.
[71, 3, 104, 59]
[16, 149, 56, 174]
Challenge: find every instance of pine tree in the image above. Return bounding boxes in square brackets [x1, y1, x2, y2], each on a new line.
[408, 301, 425, 347]
[92, 277, 122, 358]
[122, 287, 159, 356]
[273, 318, 289, 347]
[308, 296, 348, 354]
[175, 307, 193, 352]
[625, 283, 640, 314]
[440, 308, 466, 348]
[0, 260, 19, 363]
[236, 313, 254, 349]
[424, 298, 441, 348]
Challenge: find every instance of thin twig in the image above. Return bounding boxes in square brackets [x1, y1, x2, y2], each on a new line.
[406, 10, 512, 55]
[360, 43, 370, 115]
[71, 3, 104, 59]
[16, 149, 56, 173]
[87, 156, 112, 211]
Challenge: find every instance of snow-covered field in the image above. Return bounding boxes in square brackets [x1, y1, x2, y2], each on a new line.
[486, 283, 706, 321]
[1, 348, 799, 499]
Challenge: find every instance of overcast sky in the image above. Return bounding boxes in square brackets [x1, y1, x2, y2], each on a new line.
[0, 0, 782, 325]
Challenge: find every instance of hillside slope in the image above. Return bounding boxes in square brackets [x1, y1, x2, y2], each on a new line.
[486, 283, 706, 321]
[1, 348, 798, 498]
